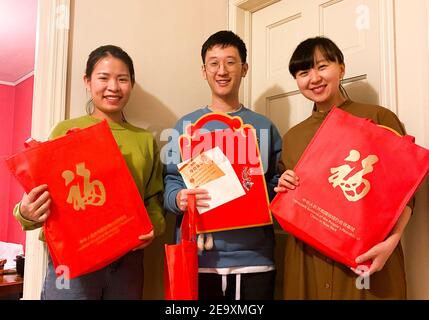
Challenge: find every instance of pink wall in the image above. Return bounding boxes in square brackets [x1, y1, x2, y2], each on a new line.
[0, 76, 34, 247]
[0, 84, 15, 243]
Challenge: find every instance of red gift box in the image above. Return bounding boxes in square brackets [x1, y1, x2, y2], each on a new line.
[5, 121, 153, 279]
[271, 108, 429, 268]
[178, 113, 272, 233]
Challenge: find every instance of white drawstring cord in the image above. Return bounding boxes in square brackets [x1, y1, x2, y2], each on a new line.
[222, 275, 227, 296]
[235, 274, 241, 300]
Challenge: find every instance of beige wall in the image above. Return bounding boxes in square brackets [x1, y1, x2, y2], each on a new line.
[67, 0, 228, 299]
[394, 0, 429, 300]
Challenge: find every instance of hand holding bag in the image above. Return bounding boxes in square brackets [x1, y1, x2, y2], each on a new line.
[271, 107, 429, 268]
[178, 112, 272, 233]
[5, 121, 153, 279]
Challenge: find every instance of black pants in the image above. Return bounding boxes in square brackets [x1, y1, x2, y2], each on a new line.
[198, 270, 276, 300]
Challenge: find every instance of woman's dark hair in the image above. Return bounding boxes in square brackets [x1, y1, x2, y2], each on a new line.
[201, 30, 247, 63]
[85, 45, 135, 85]
[289, 37, 344, 78]
[85, 45, 134, 118]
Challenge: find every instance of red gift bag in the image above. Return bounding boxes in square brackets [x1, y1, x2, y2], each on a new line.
[271, 107, 429, 268]
[164, 194, 198, 300]
[5, 121, 153, 279]
[178, 113, 272, 233]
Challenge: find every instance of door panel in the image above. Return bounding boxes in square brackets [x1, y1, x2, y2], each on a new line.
[251, 0, 381, 136]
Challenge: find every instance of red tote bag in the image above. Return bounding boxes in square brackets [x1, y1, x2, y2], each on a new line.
[164, 194, 198, 300]
[178, 113, 272, 233]
[5, 121, 153, 279]
[271, 107, 429, 268]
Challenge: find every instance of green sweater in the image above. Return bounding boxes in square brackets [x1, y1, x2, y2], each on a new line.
[14, 115, 165, 240]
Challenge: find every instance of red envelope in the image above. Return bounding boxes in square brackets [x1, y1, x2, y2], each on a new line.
[178, 113, 272, 233]
[271, 107, 429, 268]
[5, 121, 153, 279]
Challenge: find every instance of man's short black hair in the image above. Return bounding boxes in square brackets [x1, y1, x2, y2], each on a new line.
[201, 30, 247, 63]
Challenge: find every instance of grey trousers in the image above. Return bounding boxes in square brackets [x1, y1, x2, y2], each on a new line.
[41, 250, 144, 300]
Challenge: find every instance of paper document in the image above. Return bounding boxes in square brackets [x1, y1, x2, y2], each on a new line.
[178, 147, 246, 214]
[0, 241, 24, 270]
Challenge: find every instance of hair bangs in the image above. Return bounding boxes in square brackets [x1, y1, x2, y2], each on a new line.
[289, 53, 316, 78]
[288, 37, 344, 78]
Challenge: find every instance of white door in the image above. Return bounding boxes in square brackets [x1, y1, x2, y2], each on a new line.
[244, 0, 392, 298]
[251, 0, 386, 136]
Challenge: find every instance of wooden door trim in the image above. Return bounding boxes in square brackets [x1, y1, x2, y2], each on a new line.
[229, 0, 281, 108]
[23, 0, 70, 300]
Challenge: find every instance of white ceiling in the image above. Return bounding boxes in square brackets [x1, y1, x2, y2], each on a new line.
[0, 0, 37, 83]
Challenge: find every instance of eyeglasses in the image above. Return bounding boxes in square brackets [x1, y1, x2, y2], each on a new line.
[204, 60, 244, 73]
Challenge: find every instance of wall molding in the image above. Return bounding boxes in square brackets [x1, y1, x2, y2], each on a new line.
[0, 80, 15, 86]
[230, 0, 280, 13]
[0, 71, 35, 86]
[23, 0, 70, 300]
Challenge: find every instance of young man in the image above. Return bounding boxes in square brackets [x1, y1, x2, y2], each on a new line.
[163, 30, 282, 300]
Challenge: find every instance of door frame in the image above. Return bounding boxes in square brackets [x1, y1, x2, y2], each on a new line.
[228, 0, 399, 299]
[23, 0, 69, 299]
[228, 0, 398, 114]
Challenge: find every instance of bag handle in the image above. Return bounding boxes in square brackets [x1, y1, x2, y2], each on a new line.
[180, 194, 197, 242]
[24, 138, 41, 148]
[361, 116, 416, 143]
[179, 113, 249, 160]
[66, 127, 81, 134]
[185, 113, 243, 136]
[376, 124, 415, 143]
[23, 127, 82, 149]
